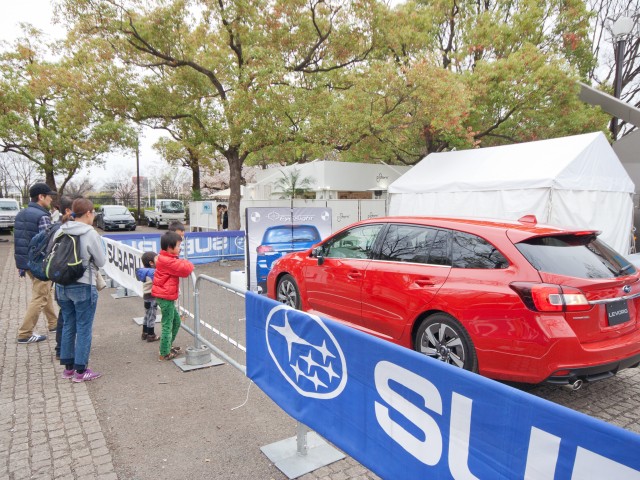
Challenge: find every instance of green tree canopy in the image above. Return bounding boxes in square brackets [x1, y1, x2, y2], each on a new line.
[60, 0, 383, 228]
[0, 28, 134, 193]
[335, 0, 609, 163]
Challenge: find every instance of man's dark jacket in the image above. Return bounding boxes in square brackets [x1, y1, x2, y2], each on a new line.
[14, 202, 50, 270]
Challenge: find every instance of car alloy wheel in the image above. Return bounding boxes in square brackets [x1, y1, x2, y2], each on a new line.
[276, 274, 300, 309]
[414, 313, 477, 372]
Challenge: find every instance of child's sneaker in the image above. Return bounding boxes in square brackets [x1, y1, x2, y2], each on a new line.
[158, 352, 177, 361]
[72, 368, 102, 383]
[141, 332, 148, 340]
[146, 334, 160, 342]
[61, 369, 74, 380]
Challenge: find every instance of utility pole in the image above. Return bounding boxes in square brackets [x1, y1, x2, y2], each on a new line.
[136, 139, 141, 224]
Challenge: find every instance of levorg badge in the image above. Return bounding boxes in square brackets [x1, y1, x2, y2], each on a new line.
[266, 305, 347, 399]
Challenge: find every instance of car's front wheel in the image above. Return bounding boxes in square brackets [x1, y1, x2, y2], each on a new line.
[276, 274, 301, 309]
[414, 313, 477, 372]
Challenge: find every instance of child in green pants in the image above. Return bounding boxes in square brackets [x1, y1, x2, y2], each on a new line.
[151, 232, 194, 360]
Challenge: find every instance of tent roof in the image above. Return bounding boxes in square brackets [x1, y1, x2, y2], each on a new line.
[388, 132, 634, 194]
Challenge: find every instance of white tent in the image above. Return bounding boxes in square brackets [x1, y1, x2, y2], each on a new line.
[388, 132, 635, 254]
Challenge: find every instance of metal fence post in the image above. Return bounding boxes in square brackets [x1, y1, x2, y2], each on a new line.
[193, 275, 201, 349]
[296, 422, 308, 457]
[175, 272, 217, 370]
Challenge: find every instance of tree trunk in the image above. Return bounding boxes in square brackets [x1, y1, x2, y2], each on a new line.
[44, 157, 58, 193]
[226, 148, 243, 231]
[191, 162, 201, 198]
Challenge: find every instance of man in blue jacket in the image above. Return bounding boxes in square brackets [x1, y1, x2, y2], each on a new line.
[14, 183, 58, 343]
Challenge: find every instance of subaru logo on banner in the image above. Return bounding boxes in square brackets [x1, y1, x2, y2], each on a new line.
[266, 305, 347, 399]
[246, 292, 640, 480]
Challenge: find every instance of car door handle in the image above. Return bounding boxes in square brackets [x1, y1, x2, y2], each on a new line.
[415, 279, 436, 287]
[348, 271, 363, 279]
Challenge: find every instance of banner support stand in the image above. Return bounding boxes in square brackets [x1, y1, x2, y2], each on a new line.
[260, 422, 345, 479]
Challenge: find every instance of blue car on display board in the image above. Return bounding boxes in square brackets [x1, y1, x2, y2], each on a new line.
[256, 224, 322, 293]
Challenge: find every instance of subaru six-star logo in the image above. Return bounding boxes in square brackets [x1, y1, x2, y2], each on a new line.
[250, 211, 261, 222]
[265, 305, 347, 399]
[321, 210, 330, 221]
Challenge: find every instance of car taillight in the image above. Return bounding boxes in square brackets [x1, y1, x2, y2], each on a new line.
[510, 282, 590, 312]
[257, 245, 274, 254]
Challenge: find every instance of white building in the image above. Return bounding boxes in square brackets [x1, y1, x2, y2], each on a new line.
[244, 160, 412, 201]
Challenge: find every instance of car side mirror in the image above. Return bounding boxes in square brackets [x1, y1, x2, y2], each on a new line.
[312, 246, 325, 266]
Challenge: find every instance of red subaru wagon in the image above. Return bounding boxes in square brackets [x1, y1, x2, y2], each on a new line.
[267, 216, 640, 385]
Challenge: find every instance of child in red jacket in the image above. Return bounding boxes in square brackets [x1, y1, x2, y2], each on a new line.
[152, 232, 194, 361]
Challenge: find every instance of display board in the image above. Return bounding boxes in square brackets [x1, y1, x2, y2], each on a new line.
[245, 207, 332, 293]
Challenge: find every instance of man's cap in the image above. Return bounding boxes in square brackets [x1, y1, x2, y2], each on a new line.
[29, 183, 57, 197]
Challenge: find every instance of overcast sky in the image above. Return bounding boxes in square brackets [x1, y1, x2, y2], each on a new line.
[0, 0, 166, 186]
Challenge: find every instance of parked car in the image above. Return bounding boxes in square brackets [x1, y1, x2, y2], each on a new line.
[145, 199, 185, 228]
[267, 216, 640, 386]
[96, 205, 137, 231]
[257, 224, 322, 293]
[0, 198, 20, 231]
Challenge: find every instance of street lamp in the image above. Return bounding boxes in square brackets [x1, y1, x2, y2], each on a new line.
[610, 14, 638, 139]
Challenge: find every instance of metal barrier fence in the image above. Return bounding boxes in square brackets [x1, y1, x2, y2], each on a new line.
[174, 272, 343, 478]
[177, 272, 247, 373]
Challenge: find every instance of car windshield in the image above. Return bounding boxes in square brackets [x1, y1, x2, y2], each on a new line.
[104, 206, 130, 215]
[516, 234, 636, 279]
[264, 226, 320, 244]
[0, 201, 18, 211]
[160, 201, 184, 213]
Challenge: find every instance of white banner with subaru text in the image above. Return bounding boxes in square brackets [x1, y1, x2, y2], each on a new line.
[102, 237, 144, 297]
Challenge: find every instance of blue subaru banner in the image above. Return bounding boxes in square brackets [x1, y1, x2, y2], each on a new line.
[103, 231, 245, 265]
[246, 292, 640, 480]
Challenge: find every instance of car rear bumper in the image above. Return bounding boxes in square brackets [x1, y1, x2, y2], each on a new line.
[476, 318, 640, 384]
[545, 353, 640, 385]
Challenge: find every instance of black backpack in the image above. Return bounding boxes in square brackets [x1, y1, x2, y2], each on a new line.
[27, 224, 61, 281]
[45, 233, 87, 285]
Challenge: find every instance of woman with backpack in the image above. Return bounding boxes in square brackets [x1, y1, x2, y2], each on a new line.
[54, 198, 106, 383]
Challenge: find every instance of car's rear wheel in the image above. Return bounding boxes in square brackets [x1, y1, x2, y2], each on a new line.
[276, 274, 300, 309]
[414, 313, 477, 372]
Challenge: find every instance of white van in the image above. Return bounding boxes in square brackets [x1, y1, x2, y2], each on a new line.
[0, 199, 20, 231]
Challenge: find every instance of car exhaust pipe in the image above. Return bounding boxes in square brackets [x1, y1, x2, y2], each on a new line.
[563, 379, 583, 391]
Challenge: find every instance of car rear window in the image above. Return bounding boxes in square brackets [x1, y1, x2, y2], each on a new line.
[515, 234, 636, 279]
[160, 201, 184, 213]
[452, 231, 508, 269]
[0, 200, 18, 211]
[265, 226, 320, 243]
[104, 206, 129, 215]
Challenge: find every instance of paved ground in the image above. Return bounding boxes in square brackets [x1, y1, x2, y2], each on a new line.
[1, 227, 639, 479]
[0, 231, 378, 480]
